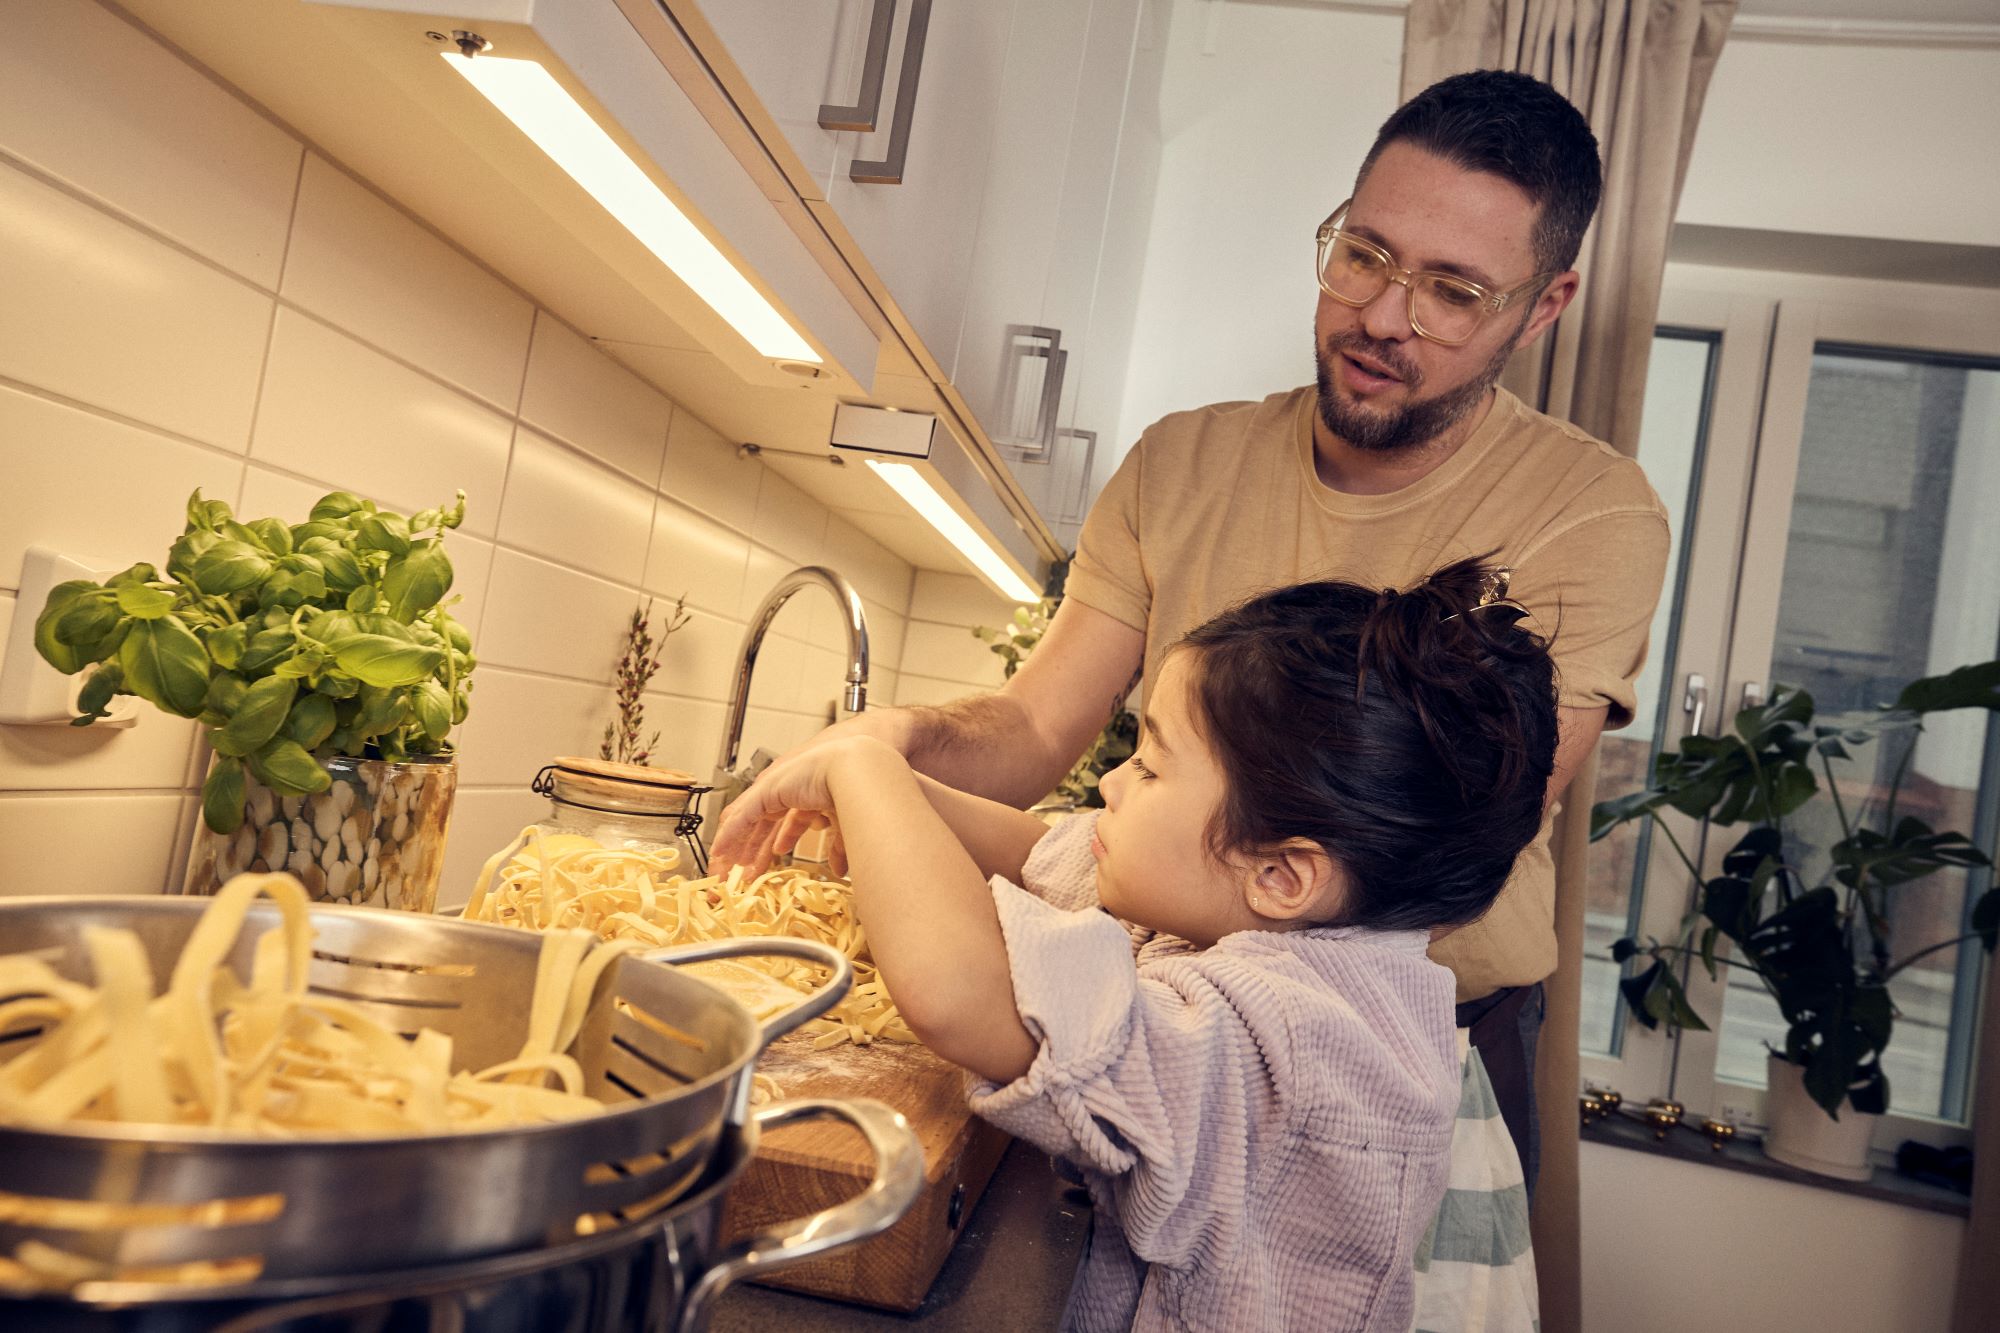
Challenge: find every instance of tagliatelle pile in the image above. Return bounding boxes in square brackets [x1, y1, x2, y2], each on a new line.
[463, 828, 916, 1050]
[0, 874, 621, 1139]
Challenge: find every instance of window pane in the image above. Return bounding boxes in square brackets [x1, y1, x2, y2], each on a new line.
[1580, 332, 1714, 1056]
[1716, 348, 2000, 1122]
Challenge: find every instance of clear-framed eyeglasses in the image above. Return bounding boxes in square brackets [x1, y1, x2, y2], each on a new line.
[1315, 200, 1556, 347]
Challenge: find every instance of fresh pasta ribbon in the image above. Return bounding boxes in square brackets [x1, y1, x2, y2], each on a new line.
[463, 828, 917, 1048]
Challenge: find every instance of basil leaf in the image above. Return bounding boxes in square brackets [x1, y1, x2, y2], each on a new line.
[190, 539, 273, 596]
[382, 540, 452, 619]
[318, 674, 361, 700]
[55, 588, 121, 646]
[168, 528, 222, 579]
[440, 613, 472, 654]
[119, 616, 209, 717]
[221, 674, 296, 751]
[207, 623, 248, 670]
[34, 580, 96, 672]
[355, 512, 412, 556]
[313, 545, 366, 591]
[310, 491, 368, 521]
[345, 584, 379, 613]
[286, 693, 337, 751]
[333, 635, 444, 689]
[238, 626, 298, 675]
[204, 672, 249, 717]
[249, 517, 293, 556]
[249, 737, 331, 797]
[115, 583, 176, 620]
[186, 490, 233, 530]
[413, 679, 452, 741]
[106, 563, 161, 589]
[74, 663, 124, 724]
[202, 757, 247, 834]
[354, 685, 406, 738]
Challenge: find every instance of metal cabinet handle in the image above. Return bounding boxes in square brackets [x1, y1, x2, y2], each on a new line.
[818, 0, 898, 132]
[998, 325, 1065, 456]
[1683, 672, 1709, 739]
[1058, 428, 1098, 524]
[848, 0, 931, 184]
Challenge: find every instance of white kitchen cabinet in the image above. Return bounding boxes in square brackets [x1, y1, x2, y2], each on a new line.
[689, 0, 875, 198]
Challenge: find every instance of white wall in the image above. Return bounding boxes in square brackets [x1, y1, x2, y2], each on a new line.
[1581, 1142, 1964, 1332]
[0, 1, 1007, 907]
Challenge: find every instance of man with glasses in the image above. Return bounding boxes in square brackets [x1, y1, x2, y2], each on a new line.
[720, 70, 1669, 1195]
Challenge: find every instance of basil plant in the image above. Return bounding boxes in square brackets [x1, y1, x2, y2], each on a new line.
[36, 490, 477, 834]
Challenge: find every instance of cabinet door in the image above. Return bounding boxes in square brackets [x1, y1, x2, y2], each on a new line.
[822, 0, 1017, 377]
[693, 0, 881, 197]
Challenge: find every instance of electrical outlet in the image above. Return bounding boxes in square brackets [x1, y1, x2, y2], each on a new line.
[0, 546, 140, 728]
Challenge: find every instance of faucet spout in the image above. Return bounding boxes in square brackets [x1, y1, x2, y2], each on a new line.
[715, 566, 871, 790]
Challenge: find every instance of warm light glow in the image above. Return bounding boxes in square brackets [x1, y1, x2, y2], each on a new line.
[444, 53, 819, 364]
[865, 461, 1038, 603]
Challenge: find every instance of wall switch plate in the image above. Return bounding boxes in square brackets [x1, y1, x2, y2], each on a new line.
[0, 546, 140, 728]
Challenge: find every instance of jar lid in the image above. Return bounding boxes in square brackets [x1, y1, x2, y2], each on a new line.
[544, 756, 705, 817]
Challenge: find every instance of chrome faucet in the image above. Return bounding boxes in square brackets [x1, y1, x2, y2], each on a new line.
[713, 566, 870, 798]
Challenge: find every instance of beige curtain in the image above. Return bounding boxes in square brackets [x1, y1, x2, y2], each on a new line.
[1399, 3, 1735, 1329]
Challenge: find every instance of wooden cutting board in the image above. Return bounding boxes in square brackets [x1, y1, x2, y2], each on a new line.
[717, 1035, 1013, 1312]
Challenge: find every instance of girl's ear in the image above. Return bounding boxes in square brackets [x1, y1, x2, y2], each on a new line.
[1244, 840, 1345, 923]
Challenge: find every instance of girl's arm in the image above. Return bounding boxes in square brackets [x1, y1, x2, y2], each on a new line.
[715, 737, 1037, 1083]
[909, 773, 1050, 884]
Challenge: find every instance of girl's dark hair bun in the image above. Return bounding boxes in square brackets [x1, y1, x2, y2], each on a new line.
[1176, 556, 1559, 933]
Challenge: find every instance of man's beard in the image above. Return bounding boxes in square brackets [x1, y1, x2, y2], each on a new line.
[1314, 326, 1518, 453]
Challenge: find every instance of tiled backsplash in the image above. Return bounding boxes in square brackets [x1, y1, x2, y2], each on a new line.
[0, 0, 1013, 906]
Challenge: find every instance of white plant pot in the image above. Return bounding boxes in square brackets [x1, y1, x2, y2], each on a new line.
[1761, 1051, 1880, 1181]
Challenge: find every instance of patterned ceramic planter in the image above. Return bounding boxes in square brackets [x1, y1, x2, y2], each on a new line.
[183, 755, 457, 912]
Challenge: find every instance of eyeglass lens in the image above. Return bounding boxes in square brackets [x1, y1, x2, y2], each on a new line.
[1319, 235, 1486, 342]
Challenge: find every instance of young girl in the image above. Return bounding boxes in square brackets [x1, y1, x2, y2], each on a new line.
[714, 559, 1557, 1330]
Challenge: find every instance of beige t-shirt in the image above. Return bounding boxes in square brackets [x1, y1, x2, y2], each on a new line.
[1067, 385, 1670, 1001]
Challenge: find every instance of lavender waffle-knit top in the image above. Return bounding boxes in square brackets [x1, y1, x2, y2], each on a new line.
[967, 812, 1459, 1331]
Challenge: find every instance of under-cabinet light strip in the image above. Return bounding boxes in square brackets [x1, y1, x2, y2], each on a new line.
[444, 53, 819, 365]
[864, 461, 1039, 603]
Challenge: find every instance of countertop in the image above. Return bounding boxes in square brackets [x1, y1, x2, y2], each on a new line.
[709, 1139, 1090, 1330]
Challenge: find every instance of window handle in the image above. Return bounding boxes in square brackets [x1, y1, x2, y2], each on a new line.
[848, 0, 931, 184]
[818, 0, 898, 133]
[1740, 680, 1767, 714]
[1683, 672, 1709, 739]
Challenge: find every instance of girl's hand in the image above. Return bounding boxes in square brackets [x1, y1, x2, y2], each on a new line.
[710, 737, 885, 876]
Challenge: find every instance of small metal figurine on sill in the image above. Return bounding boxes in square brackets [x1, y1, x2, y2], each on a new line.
[1581, 1085, 1738, 1151]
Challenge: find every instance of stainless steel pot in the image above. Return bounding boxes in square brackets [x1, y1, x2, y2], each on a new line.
[3, 1096, 925, 1333]
[0, 896, 855, 1282]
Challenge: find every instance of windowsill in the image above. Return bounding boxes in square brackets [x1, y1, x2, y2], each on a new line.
[1581, 1111, 1972, 1218]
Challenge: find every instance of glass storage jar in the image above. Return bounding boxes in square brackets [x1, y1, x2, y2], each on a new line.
[528, 756, 714, 875]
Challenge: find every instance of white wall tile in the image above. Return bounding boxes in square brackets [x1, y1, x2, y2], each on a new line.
[0, 592, 200, 791]
[738, 544, 794, 621]
[519, 317, 671, 484]
[0, 0, 301, 287]
[660, 408, 758, 533]
[235, 464, 495, 640]
[738, 706, 796, 765]
[871, 667, 900, 710]
[435, 786, 547, 914]
[644, 692, 726, 781]
[751, 471, 828, 567]
[862, 599, 908, 672]
[822, 515, 914, 610]
[743, 629, 807, 715]
[497, 429, 656, 585]
[0, 791, 184, 895]
[479, 549, 638, 683]
[650, 606, 748, 706]
[0, 384, 243, 589]
[454, 668, 609, 789]
[251, 310, 513, 538]
[909, 569, 1019, 629]
[902, 619, 1007, 686]
[282, 155, 532, 411]
[647, 500, 749, 618]
[0, 161, 271, 449]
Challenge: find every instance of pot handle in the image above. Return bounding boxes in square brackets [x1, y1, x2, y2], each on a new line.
[678, 1097, 925, 1333]
[638, 935, 852, 1047]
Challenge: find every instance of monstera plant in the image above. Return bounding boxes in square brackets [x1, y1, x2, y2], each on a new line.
[1593, 662, 2000, 1122]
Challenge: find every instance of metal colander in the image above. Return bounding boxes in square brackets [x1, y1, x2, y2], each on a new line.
[0, 895, 851, 1285]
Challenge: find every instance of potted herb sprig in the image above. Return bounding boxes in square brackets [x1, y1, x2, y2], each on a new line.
[35, 489, 478, 910]
[1592, 661, 1999, 1178]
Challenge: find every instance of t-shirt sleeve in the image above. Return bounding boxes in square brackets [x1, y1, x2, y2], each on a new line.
[1019, 810, 1103, 912]
[967, 881, 1271, 1266]
[1064, 435, 1150, 633]
[1513, 501, 1671, 730]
